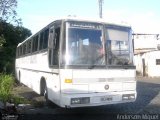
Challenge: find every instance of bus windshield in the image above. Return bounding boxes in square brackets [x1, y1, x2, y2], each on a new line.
[106, 27, 133, 66]
[64, 22, 133, 67]
[65, 22, 105, 66]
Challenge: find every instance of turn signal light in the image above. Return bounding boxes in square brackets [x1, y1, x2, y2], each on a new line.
[65, 79, 72, 83]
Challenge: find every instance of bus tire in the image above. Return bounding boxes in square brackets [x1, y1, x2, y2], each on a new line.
[44, 83, 53, 106]
[44, 82, 48, 100]
[40, 78, 46, 95]
[40, 79, 51, 106]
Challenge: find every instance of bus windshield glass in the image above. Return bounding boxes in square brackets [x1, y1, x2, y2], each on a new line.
[106, 27, 133, 66]
[65, 22, 105, 66]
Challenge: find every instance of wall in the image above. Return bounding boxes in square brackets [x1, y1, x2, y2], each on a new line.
[134, 51, 160, 77]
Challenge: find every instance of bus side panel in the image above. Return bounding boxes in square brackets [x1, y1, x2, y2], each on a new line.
[46, 71, 61, 105]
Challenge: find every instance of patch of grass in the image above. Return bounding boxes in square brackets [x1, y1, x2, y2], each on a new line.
[11, 96, 32, 105]
[0, 73, 41, 106]
[0, 73, 31, 105]
[0, 73, 14, 102]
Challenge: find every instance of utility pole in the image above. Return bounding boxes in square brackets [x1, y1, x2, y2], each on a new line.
[98, 0, 104, 18]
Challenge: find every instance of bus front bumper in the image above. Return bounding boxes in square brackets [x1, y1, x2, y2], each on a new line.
[60, 91, 137, 108]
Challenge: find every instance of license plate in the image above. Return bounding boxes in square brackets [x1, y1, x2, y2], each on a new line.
[101, 96, 112, 102]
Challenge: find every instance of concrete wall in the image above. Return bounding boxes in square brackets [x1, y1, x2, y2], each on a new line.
[134, 51, 160, 77]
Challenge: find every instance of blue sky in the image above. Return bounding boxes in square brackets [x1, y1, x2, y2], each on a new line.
[17, 0, 160, 34]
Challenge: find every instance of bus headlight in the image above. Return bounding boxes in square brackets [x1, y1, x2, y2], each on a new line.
[122, 94, 135, 100]
[71, 97, 90, 104]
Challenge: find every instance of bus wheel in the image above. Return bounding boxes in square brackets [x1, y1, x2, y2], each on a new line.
[41, 79, 53, 106]
[43, 82, 51, 105]
[44, 83, 48, 100]
[40, 79, 48, 99]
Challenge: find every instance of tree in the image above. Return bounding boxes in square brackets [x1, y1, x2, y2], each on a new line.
[0, 0, 21, 25]
[0, 0, 32, 73]
[0, 0, 20, 49]
[0, 20, 6, 50]
[0, 35, 5, 47]
[0, 21, 32, 73]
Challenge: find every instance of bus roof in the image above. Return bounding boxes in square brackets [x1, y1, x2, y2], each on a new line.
[53, 17, 131, 28]
[61, 17, 131, 27]
[17, 17, 131, 47]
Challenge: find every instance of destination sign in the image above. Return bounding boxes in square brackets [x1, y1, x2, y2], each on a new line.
[68, 22, 103, 29]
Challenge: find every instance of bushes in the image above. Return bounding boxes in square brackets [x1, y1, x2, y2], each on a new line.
[0, 20, 32, 73]
[0, 73, 14, 102]
[0, 73, 31, 105]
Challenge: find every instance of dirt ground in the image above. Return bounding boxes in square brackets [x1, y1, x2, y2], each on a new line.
[12, 84, 46, 108]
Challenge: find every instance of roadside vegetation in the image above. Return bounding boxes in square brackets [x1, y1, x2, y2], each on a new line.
[0, 0, 35, 107]
[0, 0, 32, 73]
[0, 73, 31, 105]
[0, 0, 33, 106]
[0, 73, 14, 102]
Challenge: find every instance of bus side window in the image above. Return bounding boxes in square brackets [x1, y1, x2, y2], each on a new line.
[44, 29, 49, 49]
[49, 28, 54, 66]
[52, 27, 60, 65]
[27, 40, 31, 54]
[40, 29, 49, 50]
[32, 35, 39, 52]
[48, 27, 60, 66]
[22, 43, 27, 55]
[39, 32, 44, 50]
[19, 46, 22, 56]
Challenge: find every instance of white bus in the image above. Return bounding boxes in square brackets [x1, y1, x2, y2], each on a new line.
[15, 18, 136, 108]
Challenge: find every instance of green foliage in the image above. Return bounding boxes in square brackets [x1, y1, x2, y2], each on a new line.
[0, 20, 32, 73]
[0, 73, 31, 104]
[11, 96, 32, 105]
[0, 0, 32, 73]
[0, 73, 14, 102]
[0, 0, 22, 25]
[0, 34, 5, 47]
